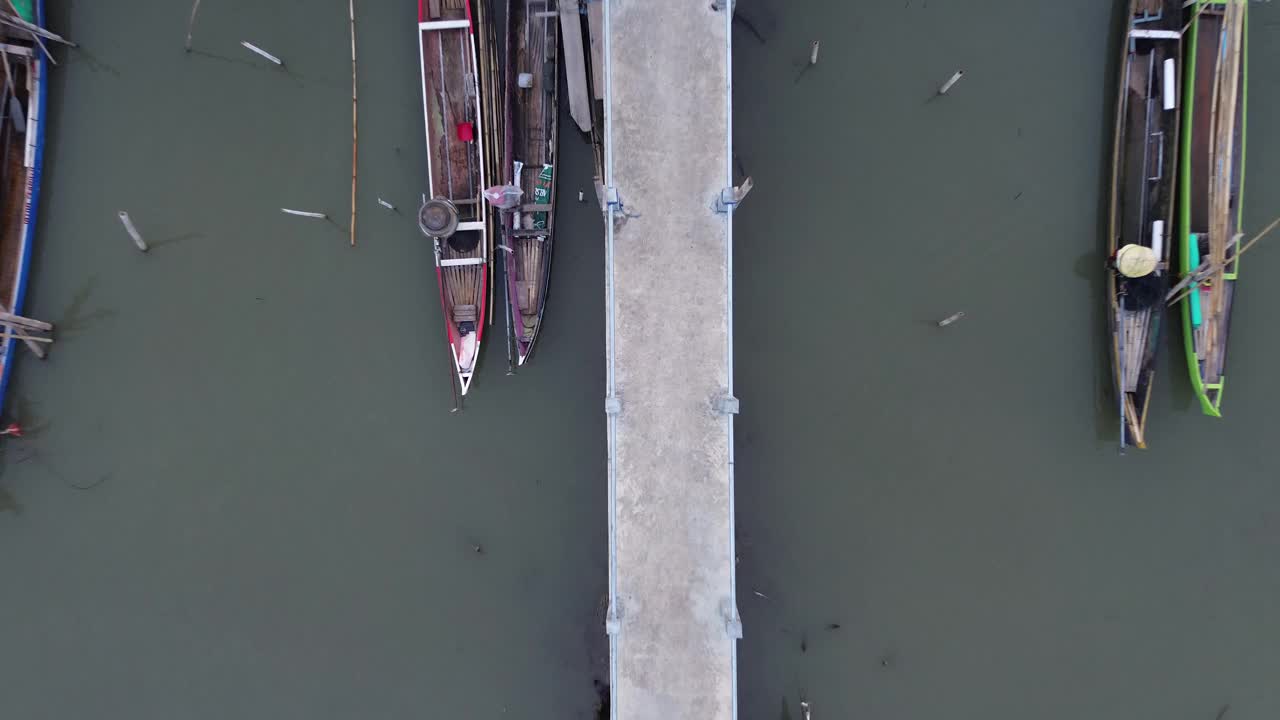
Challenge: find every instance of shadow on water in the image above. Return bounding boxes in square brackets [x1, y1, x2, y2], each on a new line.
[1090, 0, 1128, 445]
[146, 231, 204, 252]
[54, 275, 115, 336]
[592, 679, 609, 720]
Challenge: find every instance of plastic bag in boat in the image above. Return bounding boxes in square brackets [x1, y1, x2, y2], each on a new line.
[483, 185, 523, 210]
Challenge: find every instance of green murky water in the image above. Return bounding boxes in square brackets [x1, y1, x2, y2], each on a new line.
[1, 1, 1278, 718]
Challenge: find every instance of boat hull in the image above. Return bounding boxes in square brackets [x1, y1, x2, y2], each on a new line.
[0, 0, 47, 420]
[1106, 0, 1183, 448]
[1177, 0, 1247, 417]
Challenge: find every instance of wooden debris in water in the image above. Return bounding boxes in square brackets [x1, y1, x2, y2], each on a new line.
[936, 311, 965, 327]
[0, 302, 52, 359]
[937, 69, 964, 95]
[808, 40, 819, 65]
[117, 211, 148, 252]
[241, 41, 283, 66]
[184, 0, 202, 52]
[280, 208, 327, 219]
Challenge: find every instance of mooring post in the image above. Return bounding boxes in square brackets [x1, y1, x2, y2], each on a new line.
[117, 211, 148, 252]
[938, 69, 964, 95]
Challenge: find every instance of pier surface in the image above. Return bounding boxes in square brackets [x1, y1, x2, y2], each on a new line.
[603, 1, 738, 720]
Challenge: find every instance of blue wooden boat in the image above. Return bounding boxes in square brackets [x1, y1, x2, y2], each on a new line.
[0, 0, 48, 420]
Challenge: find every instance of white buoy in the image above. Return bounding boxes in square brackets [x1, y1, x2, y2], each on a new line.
[1162, 58, 1176, 110]
[938, 70, 964, 95]
[1152, 220, 1165, 264]
[377, 198, 396, 211]
[117, 211, 148, 252]
[808, 40, 820, 65]
[241, 41, 283, 65]
[280, 208, 327, 219]
[937, 311, 965, 327]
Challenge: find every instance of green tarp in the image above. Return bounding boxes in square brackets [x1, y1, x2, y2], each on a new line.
[11, 0, 34, 22]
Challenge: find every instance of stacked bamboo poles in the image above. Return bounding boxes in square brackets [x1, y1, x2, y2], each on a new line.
[1201, 1, 1245, 381]
[474, 0, 504, 326]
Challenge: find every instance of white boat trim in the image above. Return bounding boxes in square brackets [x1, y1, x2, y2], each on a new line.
[420, 19, 471, 31]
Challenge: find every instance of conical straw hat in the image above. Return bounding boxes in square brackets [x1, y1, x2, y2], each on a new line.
[1117, 244, 1157, 278]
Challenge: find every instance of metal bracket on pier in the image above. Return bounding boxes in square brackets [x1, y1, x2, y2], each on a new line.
[606, 395, 622, 416]
[722, 598, 743, 639]
[715, 177, 753, 213]
[710, 0, 735, 12]
[604, 186, 622, 211]
[715, 187, 738, 214]
[715, 395, 740, 415]
[606, 602, 623, 635]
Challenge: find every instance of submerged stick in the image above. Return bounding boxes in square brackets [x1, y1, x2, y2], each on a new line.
[184, 0, 202, 52]
[348, 0, 358, 246]
[280, 208, 327, 219]
[938, 69, 964, 95]
[241, 41, 283, 65]
[117, 211, 148, 252]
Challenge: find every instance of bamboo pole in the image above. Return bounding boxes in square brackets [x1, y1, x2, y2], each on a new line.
[281, 208, 327, 219]
[185, 0, 202, 52]
[0, 301, 48, 359]
[241, 41, 283, 65]
[117, 211, 149, 252]
[937, 70, 964, 95]
[0, 312, 52, 331]
[0, 7, 54, 66]
[348, 0, 358, 246]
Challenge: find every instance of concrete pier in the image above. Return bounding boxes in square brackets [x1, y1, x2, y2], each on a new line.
[602, 1, 738, 720]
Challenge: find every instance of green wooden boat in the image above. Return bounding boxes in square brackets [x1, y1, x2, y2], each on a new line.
[1178, 0, 1247, 417]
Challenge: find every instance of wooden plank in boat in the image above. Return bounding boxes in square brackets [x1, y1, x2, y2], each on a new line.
[559, 3, 592, 133]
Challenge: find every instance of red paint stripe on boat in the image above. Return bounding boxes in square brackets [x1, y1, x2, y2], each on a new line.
[418, 0, 424, 22]
[476, 270, 487, 344]
[435, 265, 456, 349]
[465, 0, 473, 32]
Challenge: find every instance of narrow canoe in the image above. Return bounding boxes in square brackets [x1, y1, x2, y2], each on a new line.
[502, 0, 559, 366]
[418, 0, 490, 395]
[1178, 0, 1247, 417]
[1107, 0, 1183, 449]
[0, 0, 48, 420]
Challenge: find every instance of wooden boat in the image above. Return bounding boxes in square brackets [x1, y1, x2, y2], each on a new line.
[418, 0, 489, 395]
[0, 0, 48, 418]
[501, 0, 559, 365]
[1107, 0, 1183, 449]
[1178, 0, 1247, 417]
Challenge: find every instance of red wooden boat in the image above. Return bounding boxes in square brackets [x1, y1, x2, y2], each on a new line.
[418, 0, 489, 395]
